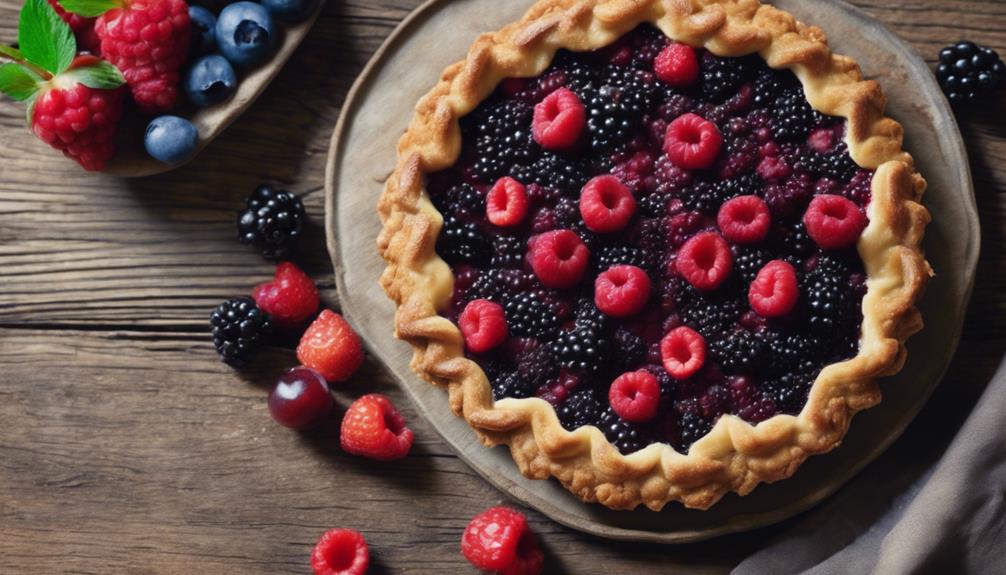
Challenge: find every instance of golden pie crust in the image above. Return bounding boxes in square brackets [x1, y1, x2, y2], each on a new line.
[377, 0, 931, 510]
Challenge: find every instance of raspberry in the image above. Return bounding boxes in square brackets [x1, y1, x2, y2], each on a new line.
[459, 299, 509, 353]
[94, 0, 192, 113]
[594, 265, 652, 318]
[609, 370, 660, 422]
[30, 81, 124, 171]
[558, 387, 601, 431]
[252, 262, 320, 328]
[579, 175, 637, 233]
[462, 507, 543, 575]
[297, 310, 364, 382]
[339, 394, 414, 461]
[552, 327, 609, 373]
[48, 0, 101, 53]
[598, 405, 652, 454]
[661, 326, 706, 379]
[532, 87, 585, 150]
[237, 185, 306, 260]
[527, 230, 590, 289]
[654, 43, 699, 86]
[717, 195, 771, 244]
[756, 155, 792, 181]
[503, 292, 559, 339]
[210, 297, 272, 365]
[803, 194, 867, 250]
[311, 529, 369, 575]
[748, 260, 799, 317]
[663, 113, 723, 170]
[676, 232, 733, 291]
[487, 177, 530, 227]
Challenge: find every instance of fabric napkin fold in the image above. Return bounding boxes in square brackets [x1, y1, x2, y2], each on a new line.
[733, 356, 1006, 574]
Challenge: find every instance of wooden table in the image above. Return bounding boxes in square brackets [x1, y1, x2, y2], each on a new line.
[1, 1, 1003, 573]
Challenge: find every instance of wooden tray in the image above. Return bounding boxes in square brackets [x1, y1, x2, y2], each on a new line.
[103, 0, 326, 178]
[324, 0, 978, 543]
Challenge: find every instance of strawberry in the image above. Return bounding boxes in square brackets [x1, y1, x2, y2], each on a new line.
[62, 0, 191, 114]
[252, 262, 320, 328]
[0, 0, 126, 171]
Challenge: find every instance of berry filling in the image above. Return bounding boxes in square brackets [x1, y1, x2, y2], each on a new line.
[428, 24, 870, 455]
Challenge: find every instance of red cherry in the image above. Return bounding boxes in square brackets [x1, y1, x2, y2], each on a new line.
[663, 113, 723, 170]
[676, 231, 733, 291]
[578, 175, 637, 233]
[486, 176, 529, 227]
[268, 367, 334, 429]
[532, 87, 585, 150]
[748, 260, 799, 318]
[717, 195, 771, 244]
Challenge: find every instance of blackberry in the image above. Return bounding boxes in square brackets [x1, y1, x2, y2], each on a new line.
[637, 217, 666, 258]
[804, 256, 856, 335]
[639, 192, 670, 217]
[596, 245, 650, 271]
[466, 268, 532, 302]
[558, 387, 602, 431]
[552, 327, 609, 373]
[763, 174, 813, 219]
[613, 328, 646, 370]
[709, 329, 765, 374]
[681, 174, 759, 213]
[491, 371, 535, 400]
[440, 183, 485, 217]
[209, 297, 273, 365]
[770, 86, 825, 142]
[491, 234, 525, 269]
[762, 367, 816, 414]
[936, 41, 1006, 104]
[552, 51, 600, 94]
[677, 411, 712, 453]
[574, 298, 610, 333]
[798, 144, 859, 183]
[516, 344, 558, 387]
[511, 152, 591, 194]
[732, 245, 772, 283]
[582, 67, 657, 152]
[599, 406, 651, 454]
[752, 68, 787, 108]
[237, 185, 305, 260]
[700, 53, 756, 102]
[767, 332, 821, 376]
[682, 300, 741, 340]
[504, 292, 560, 339]
[629, 25, 667, 70]
[779, 222, 814, 258]
[464, 99, 537, 181]
[437, 214, 491, 265]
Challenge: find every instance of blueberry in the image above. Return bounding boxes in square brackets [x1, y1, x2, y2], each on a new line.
[185, 54, 237, 107]
[215, 2, 276, 69]
[145, 116, 199, 165]
[188, 6, 217, 56]
[260, 0, 317, 23]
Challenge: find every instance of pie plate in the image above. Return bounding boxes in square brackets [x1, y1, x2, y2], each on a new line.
[324, 0, 977, 542]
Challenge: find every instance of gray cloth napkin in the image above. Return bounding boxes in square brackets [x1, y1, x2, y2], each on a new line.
[733, 357, 1006, 575]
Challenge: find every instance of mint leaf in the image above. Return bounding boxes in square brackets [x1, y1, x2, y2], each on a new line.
[60, 60, 124, 90]
[60, 0, 120, 18]
[19, 0, 76, 75]
[0, 45, 24, 61]
[0, 63, 42, 101]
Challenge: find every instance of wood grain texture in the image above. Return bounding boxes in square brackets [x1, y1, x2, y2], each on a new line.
[0, 0, 1004, 573]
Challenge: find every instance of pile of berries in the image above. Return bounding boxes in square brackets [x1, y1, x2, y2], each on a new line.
[0, 0, 313, 170]
[430, 24, 870, 456]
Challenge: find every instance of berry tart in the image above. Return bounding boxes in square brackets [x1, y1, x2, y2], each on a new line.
[378, 0, 931, 510]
